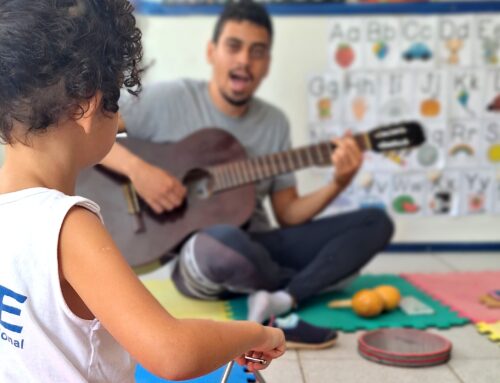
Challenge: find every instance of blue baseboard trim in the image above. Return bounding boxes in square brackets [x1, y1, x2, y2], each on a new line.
[136, 1, 500, 16]
[386, 242, 500, 252]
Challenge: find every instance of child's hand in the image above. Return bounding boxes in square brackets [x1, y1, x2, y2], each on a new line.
[235, 326, 286, 371]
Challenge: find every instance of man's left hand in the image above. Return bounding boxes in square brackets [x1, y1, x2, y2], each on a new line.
[330, 132, 363, 188]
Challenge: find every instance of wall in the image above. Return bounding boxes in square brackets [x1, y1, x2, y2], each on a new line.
[137, 14, 500, 244]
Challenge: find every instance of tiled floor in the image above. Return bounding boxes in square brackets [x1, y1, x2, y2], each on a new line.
[261, 253, 500, 383]
[140, 253, 500, 383]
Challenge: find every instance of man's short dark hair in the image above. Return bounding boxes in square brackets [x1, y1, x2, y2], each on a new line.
[0, 0, 144, 144]
[212, 0, 273, 44]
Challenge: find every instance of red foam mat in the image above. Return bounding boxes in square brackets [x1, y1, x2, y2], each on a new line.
[402, 271, 500, 324]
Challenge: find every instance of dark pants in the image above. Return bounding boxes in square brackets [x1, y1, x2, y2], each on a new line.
[174, 208, 394, 304]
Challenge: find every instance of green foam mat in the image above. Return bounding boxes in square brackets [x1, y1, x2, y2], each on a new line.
[227, 274, 469, 332]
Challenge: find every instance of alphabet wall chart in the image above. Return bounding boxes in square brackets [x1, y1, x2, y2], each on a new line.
[308, 14, 500, 217]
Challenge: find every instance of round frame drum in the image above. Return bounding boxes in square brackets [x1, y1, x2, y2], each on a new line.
[358, 328, 452, 367]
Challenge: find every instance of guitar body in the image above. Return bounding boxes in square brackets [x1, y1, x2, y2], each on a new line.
[76, 128, 256, 267]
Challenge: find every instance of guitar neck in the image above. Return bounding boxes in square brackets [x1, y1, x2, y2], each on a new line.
[210, 132, 370, 192]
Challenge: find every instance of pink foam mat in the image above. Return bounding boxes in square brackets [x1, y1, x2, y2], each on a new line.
[402, 271, 500, 324]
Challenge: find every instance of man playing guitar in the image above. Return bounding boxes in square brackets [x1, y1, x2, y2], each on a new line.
[100, 0, 394, 349]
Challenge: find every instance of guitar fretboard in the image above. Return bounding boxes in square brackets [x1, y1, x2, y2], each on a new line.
[210, 133, 369, 192]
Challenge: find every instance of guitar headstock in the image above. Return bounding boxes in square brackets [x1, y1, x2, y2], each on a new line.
[367, 121, 425, 153]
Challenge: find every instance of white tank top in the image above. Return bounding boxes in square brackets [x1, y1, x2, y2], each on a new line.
[0, 188, 135, 382]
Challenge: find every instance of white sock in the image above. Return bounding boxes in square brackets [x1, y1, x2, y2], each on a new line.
[247, 290, 294, 323]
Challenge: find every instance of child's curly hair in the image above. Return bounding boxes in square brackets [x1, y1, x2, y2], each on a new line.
[0, 0, 144, 144]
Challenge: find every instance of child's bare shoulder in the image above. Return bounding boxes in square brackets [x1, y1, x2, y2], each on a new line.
[59, 205, 117, 267]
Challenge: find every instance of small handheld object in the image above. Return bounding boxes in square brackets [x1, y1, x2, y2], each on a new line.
[328, 285, 401, 318]
[488, 289, 500, 301]
[399, 296, 435, 315]
[220, 357, 267, 383]
[220, 361, 234, 383]
[244, 355, 268, 365]
[479, 293, 500, 308]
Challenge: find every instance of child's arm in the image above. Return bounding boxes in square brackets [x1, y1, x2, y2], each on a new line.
[58, 206, 285, 381]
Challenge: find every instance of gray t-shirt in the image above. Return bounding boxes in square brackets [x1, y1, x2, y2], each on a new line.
[119, 79, 296, 231]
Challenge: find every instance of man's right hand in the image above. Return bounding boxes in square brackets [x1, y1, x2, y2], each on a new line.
[129, 159, 187, 214]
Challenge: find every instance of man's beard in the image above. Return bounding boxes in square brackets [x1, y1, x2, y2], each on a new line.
[220, 89, 251, 107]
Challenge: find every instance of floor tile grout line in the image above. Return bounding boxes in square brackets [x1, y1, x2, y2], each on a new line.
[451, 356, 500, 360]
[432, 253, 460, 271]
[447, 362, 467, 383]
[297, 351, 307, 383]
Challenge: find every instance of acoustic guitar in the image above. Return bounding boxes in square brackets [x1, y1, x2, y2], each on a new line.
[76, 122, 425, 267]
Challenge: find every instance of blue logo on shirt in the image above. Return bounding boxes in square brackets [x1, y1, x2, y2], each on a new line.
[0, 285, 27, 334]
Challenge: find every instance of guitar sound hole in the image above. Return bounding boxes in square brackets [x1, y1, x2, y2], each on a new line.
[183, 168, 214, 201]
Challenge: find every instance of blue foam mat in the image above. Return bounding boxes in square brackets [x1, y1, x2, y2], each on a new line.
[135, 363, 259, 383]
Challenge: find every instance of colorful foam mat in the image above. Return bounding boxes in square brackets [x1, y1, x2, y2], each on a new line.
[228, 274, 469, 332]
[142, 278, 232, 321]
[402, 271, 500, 323]
[477, 321, 500, 344]
[135, 363, 262, 383]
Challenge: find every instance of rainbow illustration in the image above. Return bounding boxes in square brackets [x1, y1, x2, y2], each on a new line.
[449, 143, 475, 157]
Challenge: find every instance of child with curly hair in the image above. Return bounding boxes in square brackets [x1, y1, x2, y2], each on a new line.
[0, 1, 285, 382]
